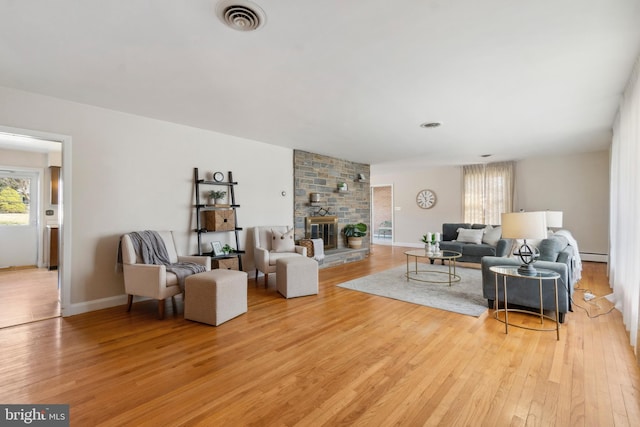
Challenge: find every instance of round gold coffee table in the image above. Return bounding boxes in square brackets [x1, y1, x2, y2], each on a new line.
[404, 249, 462, 286]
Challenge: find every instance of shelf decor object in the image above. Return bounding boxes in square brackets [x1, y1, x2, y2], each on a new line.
[211, 241, 224, 256]
[205, 209, 235, 231]
[213, 257, 239, 270]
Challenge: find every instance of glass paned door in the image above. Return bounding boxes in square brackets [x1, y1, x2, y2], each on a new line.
[0, 170, 39, 267]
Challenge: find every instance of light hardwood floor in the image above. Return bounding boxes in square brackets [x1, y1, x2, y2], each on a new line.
[0, 245, 638, 426]
[0, 267, 59, 329]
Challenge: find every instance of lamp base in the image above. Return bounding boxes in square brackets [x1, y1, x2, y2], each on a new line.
[515, 240, 540, 276]
[517, 263, 538, 276]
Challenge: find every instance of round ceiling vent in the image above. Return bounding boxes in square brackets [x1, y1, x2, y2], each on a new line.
[420, 122, 443, 129]
[216, 0, 266, 32]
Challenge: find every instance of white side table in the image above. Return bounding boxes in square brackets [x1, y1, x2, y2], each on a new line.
[490, 266, 561, 340]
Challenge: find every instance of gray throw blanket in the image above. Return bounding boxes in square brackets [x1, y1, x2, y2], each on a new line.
[127, 230, 206, 290]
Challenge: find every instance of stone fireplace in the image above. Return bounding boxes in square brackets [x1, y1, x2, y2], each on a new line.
[294, 150, 371, 267]
[305, 216, 338, 250]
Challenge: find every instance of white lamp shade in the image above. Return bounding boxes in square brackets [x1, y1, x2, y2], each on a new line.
[501, 211, 548, 240]
[545, 211, 563, 228]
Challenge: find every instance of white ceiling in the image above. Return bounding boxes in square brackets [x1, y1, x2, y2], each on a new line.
[1, 0, 639, 166]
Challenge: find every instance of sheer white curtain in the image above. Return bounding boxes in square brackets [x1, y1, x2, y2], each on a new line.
[464, 162, 514, 224]
[463, 164, 485, 224]
[485, 162, 514, 225]
[610, 56, 640, 356]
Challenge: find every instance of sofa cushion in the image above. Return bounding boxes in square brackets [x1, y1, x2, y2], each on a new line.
[463, 243, 496, 257]
[268, 251, 301, 266]
[482, 225, 502, 246]
[456, 228, 484, 244]
[271, 228, 295, 253]
[481, 256, 571, 317]
[442, 223, 470, 241]
[439, 241, 465, 253]
[538, 235, 569, 262]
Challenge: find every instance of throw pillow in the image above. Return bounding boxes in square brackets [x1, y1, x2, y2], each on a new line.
[456, 228, 484, 244]
[271, 228, 295, 253]
[482, 225, 502, 246]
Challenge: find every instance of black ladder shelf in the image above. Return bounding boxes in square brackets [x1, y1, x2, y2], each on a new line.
[193, 167, 244, 271]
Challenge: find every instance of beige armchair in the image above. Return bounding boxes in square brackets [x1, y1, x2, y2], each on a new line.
[252, 226, 306, 286]
[120, 230, 211, 319]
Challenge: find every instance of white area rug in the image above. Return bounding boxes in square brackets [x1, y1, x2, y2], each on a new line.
[337, 264, 488, 317]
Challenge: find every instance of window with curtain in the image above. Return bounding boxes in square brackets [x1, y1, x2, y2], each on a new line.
[463, 161, 514, 225]
[610, 55, 640, 357]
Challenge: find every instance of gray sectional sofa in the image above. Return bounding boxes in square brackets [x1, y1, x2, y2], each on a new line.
[480, 232, 578, 323]
[437, 223, 511, 264]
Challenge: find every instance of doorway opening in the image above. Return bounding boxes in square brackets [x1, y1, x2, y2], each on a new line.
[371, 185, 393, 246]
[0, 128, 67, 328]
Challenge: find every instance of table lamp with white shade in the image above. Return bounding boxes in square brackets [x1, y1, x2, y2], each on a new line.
[501, 211, 548, 276]
[545, 210, 563, 230]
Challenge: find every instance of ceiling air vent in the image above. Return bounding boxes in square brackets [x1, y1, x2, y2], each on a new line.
[420, 122, 442, 129]
[216, 0, 266, 32]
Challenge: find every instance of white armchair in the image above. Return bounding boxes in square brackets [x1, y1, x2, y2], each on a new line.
[120, 230, 210, 319]
[252, 226, 306, 286]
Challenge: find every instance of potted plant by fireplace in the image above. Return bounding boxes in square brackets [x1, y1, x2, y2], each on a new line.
[343, 223, 367, 249]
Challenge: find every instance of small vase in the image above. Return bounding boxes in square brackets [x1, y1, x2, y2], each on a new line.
[426, 243, 434, 257]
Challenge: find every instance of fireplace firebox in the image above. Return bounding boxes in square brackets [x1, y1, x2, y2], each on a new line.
[305, 216, 338, 250]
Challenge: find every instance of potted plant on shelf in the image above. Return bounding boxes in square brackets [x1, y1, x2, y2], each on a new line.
[343, 223, 367, 248]
[221, 244, 234, 255]
[208, 190, 226, 205]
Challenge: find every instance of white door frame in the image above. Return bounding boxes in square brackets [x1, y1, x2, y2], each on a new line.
[0, 125, 72, 317]
[370, 184, 394, 244]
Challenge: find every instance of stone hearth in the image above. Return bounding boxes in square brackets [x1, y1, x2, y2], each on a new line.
[320, 248, 369, 268]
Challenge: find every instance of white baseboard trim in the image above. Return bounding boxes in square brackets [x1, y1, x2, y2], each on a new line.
[395, 242, 423, 248]
[580, 253, 608, 263]
[62, 294, 129, 317]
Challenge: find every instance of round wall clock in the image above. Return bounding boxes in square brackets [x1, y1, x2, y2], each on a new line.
[213, 171, 224, 182]
[416, 189, 437, 209]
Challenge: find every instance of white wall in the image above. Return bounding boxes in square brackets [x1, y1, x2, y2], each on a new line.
[370, 166, 462, 247]
[0, 86, 294, 314]
[515, 150, 609, 259]
[372, 150, 610, 260]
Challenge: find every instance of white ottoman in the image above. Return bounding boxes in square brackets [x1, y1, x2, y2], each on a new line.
[184, 269, 248, 326]
[276, 257, 319, 298]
